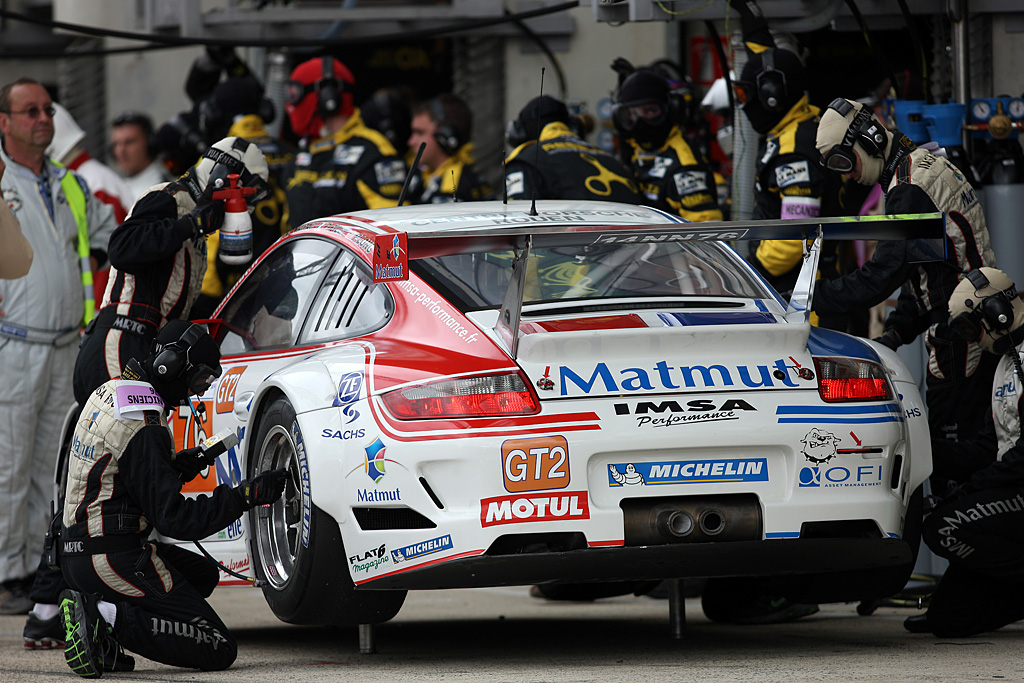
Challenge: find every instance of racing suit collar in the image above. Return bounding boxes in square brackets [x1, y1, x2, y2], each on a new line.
[766, 94, 818, 138]
[877, 131, 917, 189]
[630, 125, 685, 160]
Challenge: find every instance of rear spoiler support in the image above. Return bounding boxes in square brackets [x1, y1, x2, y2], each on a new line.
[785, 226, 823, 324]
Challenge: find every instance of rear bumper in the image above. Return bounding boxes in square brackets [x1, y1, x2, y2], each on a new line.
[360, 536, 913, 602]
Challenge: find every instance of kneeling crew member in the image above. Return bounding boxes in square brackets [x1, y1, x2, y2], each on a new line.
[59, 321, 286, 676]
[906, 268, 1024, 638]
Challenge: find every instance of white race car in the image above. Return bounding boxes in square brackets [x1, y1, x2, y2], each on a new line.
[164, 200, 943, 626]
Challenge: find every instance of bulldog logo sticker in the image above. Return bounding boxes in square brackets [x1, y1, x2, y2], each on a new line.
[800, 428, 840, 464]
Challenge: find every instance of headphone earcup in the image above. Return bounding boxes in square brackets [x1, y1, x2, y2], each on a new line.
[153, 346, 184, 379]
[756, 49, 787, 112]
[433, 124, 461, 157]
[318, 56, 341, 117]
[980, 295, 1015, 332]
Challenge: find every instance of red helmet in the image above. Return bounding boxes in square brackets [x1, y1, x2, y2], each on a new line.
[286, 56, 355, 138]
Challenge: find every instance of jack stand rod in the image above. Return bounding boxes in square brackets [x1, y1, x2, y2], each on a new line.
[668, 578, 686, 639]
[358, 623, 376, 654]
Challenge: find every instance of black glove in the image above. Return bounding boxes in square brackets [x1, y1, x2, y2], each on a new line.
[171, 446, 209, 484]
[873, 329, 902, 351]
[236, 469, 288, 509]
[188, 200, 225, 237]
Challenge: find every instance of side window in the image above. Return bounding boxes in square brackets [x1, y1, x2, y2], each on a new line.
[300, 250, 394, 344]
[218, 238, 339, 355]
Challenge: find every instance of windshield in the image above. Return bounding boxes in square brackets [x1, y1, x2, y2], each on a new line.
[413, 241, 769, 311]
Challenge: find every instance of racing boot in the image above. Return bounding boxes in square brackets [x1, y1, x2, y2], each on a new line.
[23, 608, 66, 649]
[60, 589, 135, 677]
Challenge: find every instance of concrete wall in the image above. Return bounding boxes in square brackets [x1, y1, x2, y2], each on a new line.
[504, 4, 670, 132]
[990, 13, 1024, 98]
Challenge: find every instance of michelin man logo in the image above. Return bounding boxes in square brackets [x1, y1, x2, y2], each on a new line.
[609, 463, 644, 486]
[800, 428, 840, 464]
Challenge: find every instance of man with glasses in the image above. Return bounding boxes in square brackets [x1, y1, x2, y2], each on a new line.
[814, 97, 997, 452]
[283, 56, 407, 227]
[0, 77, 116, 616]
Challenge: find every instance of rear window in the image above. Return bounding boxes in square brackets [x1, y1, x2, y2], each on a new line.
[413, 241, 769, 310]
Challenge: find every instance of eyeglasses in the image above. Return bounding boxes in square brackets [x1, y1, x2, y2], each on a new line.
[2, 105, 56, 120]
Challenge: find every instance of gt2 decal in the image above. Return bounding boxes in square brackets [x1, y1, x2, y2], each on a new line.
[798, 465, 883, 488]
[391, 534, 453, 563]
[608, 458, 769, 487]
[502, 436, 569, 493]
[215, 366, 246, 414]
[480, 491, 590, 527]
[614, 398, 755, 428]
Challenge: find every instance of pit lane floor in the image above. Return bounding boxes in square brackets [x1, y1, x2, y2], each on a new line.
[2, 585, 1021, 681]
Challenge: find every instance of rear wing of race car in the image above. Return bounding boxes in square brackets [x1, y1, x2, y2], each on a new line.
[368, 212, 946, 358]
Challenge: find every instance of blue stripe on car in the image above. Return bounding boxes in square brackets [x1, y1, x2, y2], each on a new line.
[658, 311, 779, 326]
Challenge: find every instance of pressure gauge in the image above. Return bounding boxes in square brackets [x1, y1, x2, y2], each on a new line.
[972, 100, 992, 120]
[1009, 98, 1024, 119]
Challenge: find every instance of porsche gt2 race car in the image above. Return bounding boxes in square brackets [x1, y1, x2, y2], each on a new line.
[169, 200, 943, 627]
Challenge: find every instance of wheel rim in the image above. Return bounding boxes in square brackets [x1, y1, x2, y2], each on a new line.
[254, 423, 303, 589]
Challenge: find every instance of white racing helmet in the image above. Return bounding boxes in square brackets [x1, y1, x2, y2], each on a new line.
[948, 267, 1024, 354]
[815, 98, 891, 185]
[192, 136, 270, 206]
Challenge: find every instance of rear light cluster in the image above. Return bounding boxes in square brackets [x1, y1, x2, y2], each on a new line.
[813, 357, 893, 402]
[382, 372, 540, 419]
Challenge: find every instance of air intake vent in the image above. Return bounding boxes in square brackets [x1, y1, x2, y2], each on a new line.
[353, 507, 437, 531]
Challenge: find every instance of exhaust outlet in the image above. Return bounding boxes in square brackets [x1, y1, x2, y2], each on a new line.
[657, 510, 695, 538]
[621, 494, 762, 546]
[698, 508, 725, 536]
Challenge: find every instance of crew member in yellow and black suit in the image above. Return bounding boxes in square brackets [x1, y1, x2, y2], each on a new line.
[504, 95, 644, 204]
[729, 0, 869, 332]
[613, 70, 723, 222]
[283, 56, 407, 228]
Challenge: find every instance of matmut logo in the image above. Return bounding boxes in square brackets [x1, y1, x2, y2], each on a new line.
[480, 491, 590, 527]
[558, 359, 801, 396]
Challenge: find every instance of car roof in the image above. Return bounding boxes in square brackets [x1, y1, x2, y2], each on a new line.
[294, 200, 683, 236]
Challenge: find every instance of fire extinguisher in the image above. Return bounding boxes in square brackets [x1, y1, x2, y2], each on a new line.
[212, 173, 257, 265]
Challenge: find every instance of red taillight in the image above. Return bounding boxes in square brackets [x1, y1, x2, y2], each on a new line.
[813, 357, 893, 402]
[382, 372, 540, 419]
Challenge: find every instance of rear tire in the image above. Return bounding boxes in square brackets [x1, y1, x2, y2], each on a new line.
[248, 396, 406, 625]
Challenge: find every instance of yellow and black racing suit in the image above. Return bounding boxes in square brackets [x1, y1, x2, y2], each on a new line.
[284, 109, 407, 227]
[504, 121, 644, 204]
[623, 125, 722, 221]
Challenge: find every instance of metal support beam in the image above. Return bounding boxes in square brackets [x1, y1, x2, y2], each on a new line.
[668, 578, 685, 639]
[358, 623, 376, 654]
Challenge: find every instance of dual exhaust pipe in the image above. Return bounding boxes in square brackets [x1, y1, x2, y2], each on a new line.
[621, 494, 762, 546]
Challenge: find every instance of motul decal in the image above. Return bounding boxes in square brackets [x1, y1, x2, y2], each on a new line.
[480, 490, 590, 527]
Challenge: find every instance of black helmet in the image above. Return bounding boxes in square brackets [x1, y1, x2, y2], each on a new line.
[613, 70, 673, 150]
[145, 321, 222, 405]
[506, 95, 570, 148]
[734, 48, 806, 134]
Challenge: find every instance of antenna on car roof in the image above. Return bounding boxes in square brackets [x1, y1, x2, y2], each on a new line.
[397, 142, 426, 207]
[451, 169, 458, 202]
[528, 67, 546, 217]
